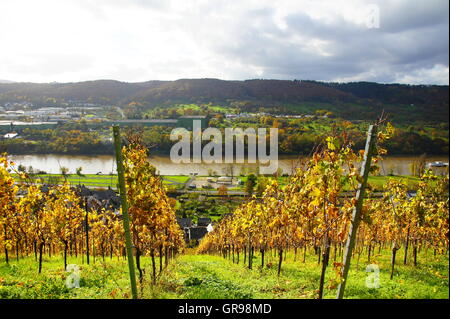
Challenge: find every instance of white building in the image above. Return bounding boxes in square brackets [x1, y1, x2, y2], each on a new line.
[217, 176, 232, 184]
[3, 132, 18, 139]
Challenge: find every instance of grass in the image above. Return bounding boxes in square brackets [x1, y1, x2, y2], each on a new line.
[11, 173, 424, 196]
[0, 255, 133, 299]
[11, 174, 190, 190]
[11, 169, 426, 194]
[366, 175, 421, 191]
[160, 249, 448, 299]
[163, 176, 191, 184]
[230, 175, 421, 192]
[0, 248, 447, 299]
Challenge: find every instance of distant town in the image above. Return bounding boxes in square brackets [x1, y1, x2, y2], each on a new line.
[0, 100, 329, 139]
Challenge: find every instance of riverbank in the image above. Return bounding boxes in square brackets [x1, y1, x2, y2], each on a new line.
[11, 173, 190, 190]
[12, 173, 426, 193]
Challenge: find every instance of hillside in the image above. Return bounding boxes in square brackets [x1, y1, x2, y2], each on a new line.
[0, 79, 448, 123]
[0, 80, 165, 103]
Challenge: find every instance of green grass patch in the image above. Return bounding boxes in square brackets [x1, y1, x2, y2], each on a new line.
[11, 174, 190, 190]
[366, 175, 421, 191]
[163, 176, 191, 184]
[1, 248, 447, 299]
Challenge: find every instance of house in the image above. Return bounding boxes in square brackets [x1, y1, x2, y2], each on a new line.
[73, 185, 121, 211]
[198, 217, 212, 227]
[76, 185, 92, 197]
[177, 217, 193, 229]
[3, 132, 18, 139]
[426, 161, 449, 176]
[217, 176, 232, 184]
[91, 187, 117, 201]
[176, 217, 211, 243]
[406, 191, 417, 200]
[189, 227, 208, 241]
[177, 217, 193, 242]
[427, 161, 448, 168]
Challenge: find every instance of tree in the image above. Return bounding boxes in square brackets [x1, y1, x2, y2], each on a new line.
[122, 133, 185, 285]
[47, 183, 84, 270]
[244, 174, 257, 195]
[217, 185, 228, 197]
[17, 184, 51, 273]
[76, 166, 85, 177]
[60, 166, 69, 180]
[223, 164, 235, 178]
[0, 155, 18, 264]
[256, 177, 269, 196]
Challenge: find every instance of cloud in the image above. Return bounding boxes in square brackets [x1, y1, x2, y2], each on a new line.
[0, 0, 448, 84]
[380, 0, 449, 33]
[393, 64, 449, 85]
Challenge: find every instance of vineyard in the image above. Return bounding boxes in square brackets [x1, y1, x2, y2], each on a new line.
[0, 124, 448, 299]
[198, 125, 449, 298]
[0, 135, 185, 293]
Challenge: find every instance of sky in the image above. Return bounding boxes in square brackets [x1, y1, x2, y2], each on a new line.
[0, 0, 448, 84]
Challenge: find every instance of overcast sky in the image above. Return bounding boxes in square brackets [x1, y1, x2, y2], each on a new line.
[0, 0, 448, 84]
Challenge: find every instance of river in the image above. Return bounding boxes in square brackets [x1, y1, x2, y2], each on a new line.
[7, 154, 449, 176]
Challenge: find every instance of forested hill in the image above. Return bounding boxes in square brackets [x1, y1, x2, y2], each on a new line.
[0, 79, 448, 123]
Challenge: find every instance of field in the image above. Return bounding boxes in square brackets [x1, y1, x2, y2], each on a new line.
[0, 249, 447, 299]
[12, 174, 191, 190]
[223, 175, 421, 192]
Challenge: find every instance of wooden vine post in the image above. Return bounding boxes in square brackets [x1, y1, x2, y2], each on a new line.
[113, 125, 138, 299]
[336, 124, 378, 299]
